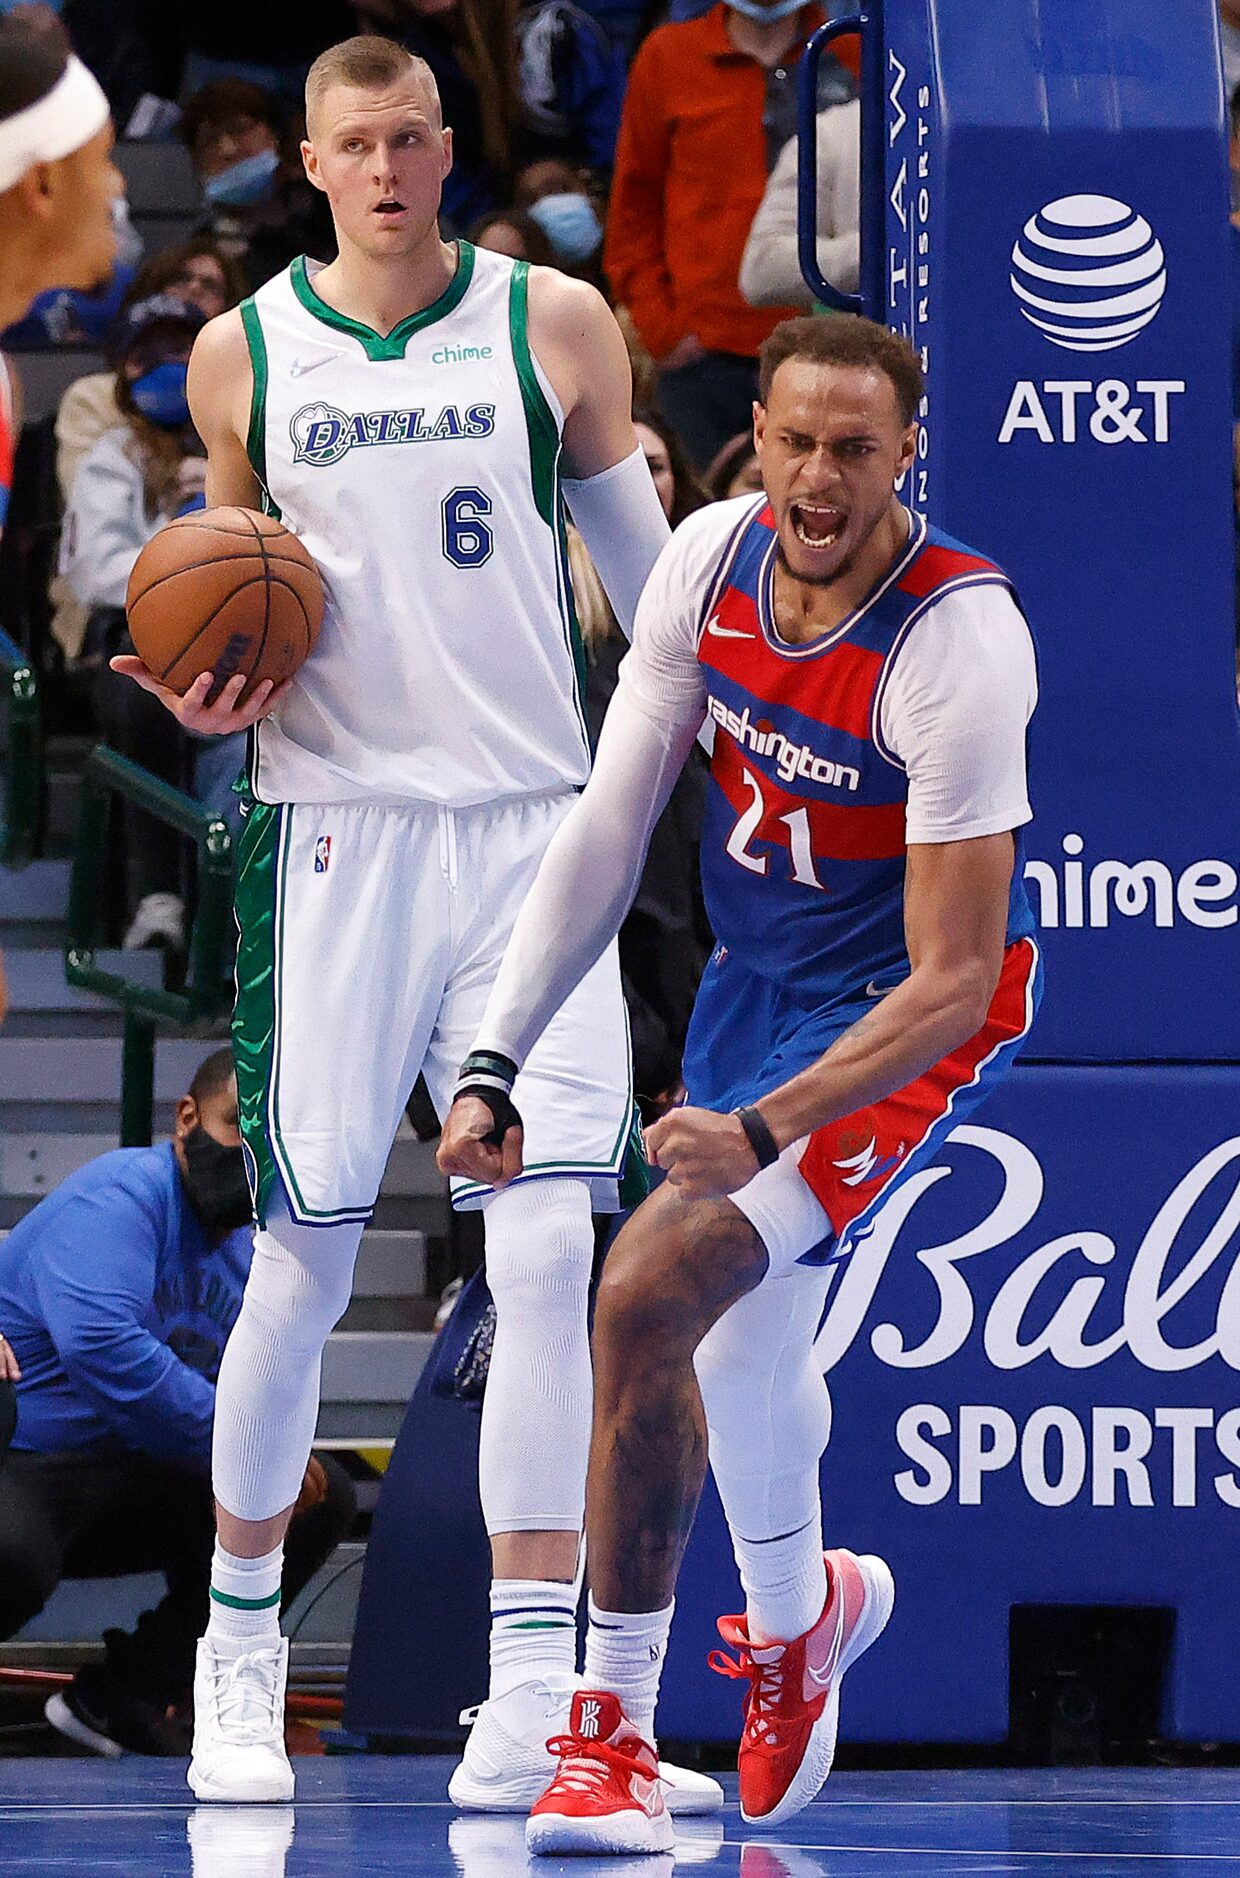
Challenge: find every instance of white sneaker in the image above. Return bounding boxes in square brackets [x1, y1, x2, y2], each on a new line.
[448, 1675, 724, 1816]
[123, 891, 185, 949]
[187, 1636, 294, 1803]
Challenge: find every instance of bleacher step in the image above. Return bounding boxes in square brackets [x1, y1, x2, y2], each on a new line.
[321, 1330, 433, 1404]
[1, 948, 162, 1035]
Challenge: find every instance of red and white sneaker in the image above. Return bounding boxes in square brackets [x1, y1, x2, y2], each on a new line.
[709, 1547, 894, 1826]
[525, 1689, 674, 1857]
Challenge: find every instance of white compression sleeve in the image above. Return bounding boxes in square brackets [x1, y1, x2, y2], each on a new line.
[561, 444, 671, 638]
[213, 1190, 363, 1521]
[478, 1177, 595, 1533]
[475, 680, 702, 1069]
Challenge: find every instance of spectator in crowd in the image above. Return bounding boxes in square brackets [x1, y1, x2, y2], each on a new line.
[363, 0, 518, 230]
[468, 204, 556, 263]
[603, 0, 854, 469]
[703, 427, 763, 499]
[3, 251, 136, 350]
[48, 240, 246, 682]
[54, 240, 245, 520]
[0, 1049, 356, 1756]
[740, 95, 859, 308]
[514, 0, 625, 171]
[570, 408, 712, 1112]
[182, 78, 336, 291]
[59, 291, 207, 949]
[516, 155, 604, 277]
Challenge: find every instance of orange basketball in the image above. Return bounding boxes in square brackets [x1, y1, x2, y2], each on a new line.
[126, 506, 324, 700]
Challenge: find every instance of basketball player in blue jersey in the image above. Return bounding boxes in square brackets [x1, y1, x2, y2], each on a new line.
[111, 34, 720, 1816]
[441, 314, 1043, 1855]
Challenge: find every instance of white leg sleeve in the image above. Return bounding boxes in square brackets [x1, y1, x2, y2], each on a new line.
[478, 1177, 595, 1535]
[212, 1190, 363, 1522]
[693, 1262, 833, 1543]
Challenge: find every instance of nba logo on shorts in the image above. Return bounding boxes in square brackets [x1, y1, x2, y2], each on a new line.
[314, 835, 331, 873]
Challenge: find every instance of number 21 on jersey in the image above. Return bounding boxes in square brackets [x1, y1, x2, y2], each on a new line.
[725, 765, 826, 891]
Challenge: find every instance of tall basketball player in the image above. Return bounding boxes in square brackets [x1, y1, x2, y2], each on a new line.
[112, 35, 720, 1813]
[441, 315, 1042, 1853]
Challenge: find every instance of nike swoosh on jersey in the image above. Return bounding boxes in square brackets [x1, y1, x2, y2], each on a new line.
[705, 616, 755, 640]
[864, 978, 905, 999]
[289, 354, 336, 378]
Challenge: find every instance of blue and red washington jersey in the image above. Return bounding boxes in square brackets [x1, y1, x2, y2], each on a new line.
[694, 501, 1036, 1011]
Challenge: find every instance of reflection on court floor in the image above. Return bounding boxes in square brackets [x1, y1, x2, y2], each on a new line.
[2, 1760, 1239, 1876]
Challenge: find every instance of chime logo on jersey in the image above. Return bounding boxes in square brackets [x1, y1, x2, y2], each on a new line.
[314, 835, 331, 873]
[290, 399, 496, 467]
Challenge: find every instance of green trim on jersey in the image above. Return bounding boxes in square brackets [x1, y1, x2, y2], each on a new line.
[232, 798, 283, 1228]
[238, 296, 281, 520]
[508, 262, 589, 735]
[508, 261, 558, 526]
[289, 243, 476, 361]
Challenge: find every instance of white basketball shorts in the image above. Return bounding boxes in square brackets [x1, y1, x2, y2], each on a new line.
[232, 790, 638, 1226]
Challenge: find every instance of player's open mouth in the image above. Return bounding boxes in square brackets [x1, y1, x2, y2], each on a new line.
[374, 199, 407, 217]
[790, 502, 844, 549]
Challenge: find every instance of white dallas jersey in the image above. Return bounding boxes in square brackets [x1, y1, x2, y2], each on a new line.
[240, 242, 589, 806]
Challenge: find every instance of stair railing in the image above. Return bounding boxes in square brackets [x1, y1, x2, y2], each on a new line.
[65, 745, 235, 1144]
[0, 625, 44, 869]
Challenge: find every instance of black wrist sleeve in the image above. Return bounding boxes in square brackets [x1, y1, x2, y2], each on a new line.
[455, 1051, 522, 1149]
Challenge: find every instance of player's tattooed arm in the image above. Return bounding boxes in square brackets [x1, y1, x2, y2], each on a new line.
[750, 831, 1017, 1152]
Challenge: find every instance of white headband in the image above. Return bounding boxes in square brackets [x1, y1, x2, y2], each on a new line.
[0, 54, 109, 194]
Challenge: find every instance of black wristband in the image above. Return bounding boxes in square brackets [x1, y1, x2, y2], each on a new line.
[734, 1104, 780, 1170]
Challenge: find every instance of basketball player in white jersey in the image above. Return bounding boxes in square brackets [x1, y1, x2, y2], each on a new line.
[113, 35, 720, 1814]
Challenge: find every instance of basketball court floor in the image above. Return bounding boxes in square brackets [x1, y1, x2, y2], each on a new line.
[2, 1759, 1238, 1875]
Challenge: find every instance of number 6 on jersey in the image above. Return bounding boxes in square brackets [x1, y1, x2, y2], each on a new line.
[443, 487, 493, 568]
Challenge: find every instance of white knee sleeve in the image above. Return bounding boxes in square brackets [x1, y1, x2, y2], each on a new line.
[213, 1190, 362, 1521]
[694, 1264, 833, 1542]
[478, 1177, 595, 1535]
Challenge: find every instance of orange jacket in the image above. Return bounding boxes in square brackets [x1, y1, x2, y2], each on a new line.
[604, 6, 856, 362]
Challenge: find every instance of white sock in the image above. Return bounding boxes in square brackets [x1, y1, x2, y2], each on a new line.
[583, 1598, 673, 1742]
[732, 1513, 827, 1645]
[488, 1578, 578, 1700]
[206, 1541, 284, 1650]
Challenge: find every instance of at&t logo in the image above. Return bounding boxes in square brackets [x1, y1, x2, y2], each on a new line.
[1010, 193, 1167, 353]
[999, 193, 1180, 447]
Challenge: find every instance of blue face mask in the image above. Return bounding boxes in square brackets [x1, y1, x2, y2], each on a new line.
[528, 193, 603, 264]
[204, 146, 280, 210]
[727, 0, 808, 18]
[130, 361, 190, 429]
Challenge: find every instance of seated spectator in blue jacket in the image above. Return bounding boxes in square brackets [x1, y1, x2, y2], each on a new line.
[0, 1048, 355, 1757]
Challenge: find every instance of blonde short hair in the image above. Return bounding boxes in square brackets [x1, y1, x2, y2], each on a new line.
[305, 35, 439, 134]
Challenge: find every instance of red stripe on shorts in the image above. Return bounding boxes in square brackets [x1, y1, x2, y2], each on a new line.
[797, 938, 1037, 1239]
